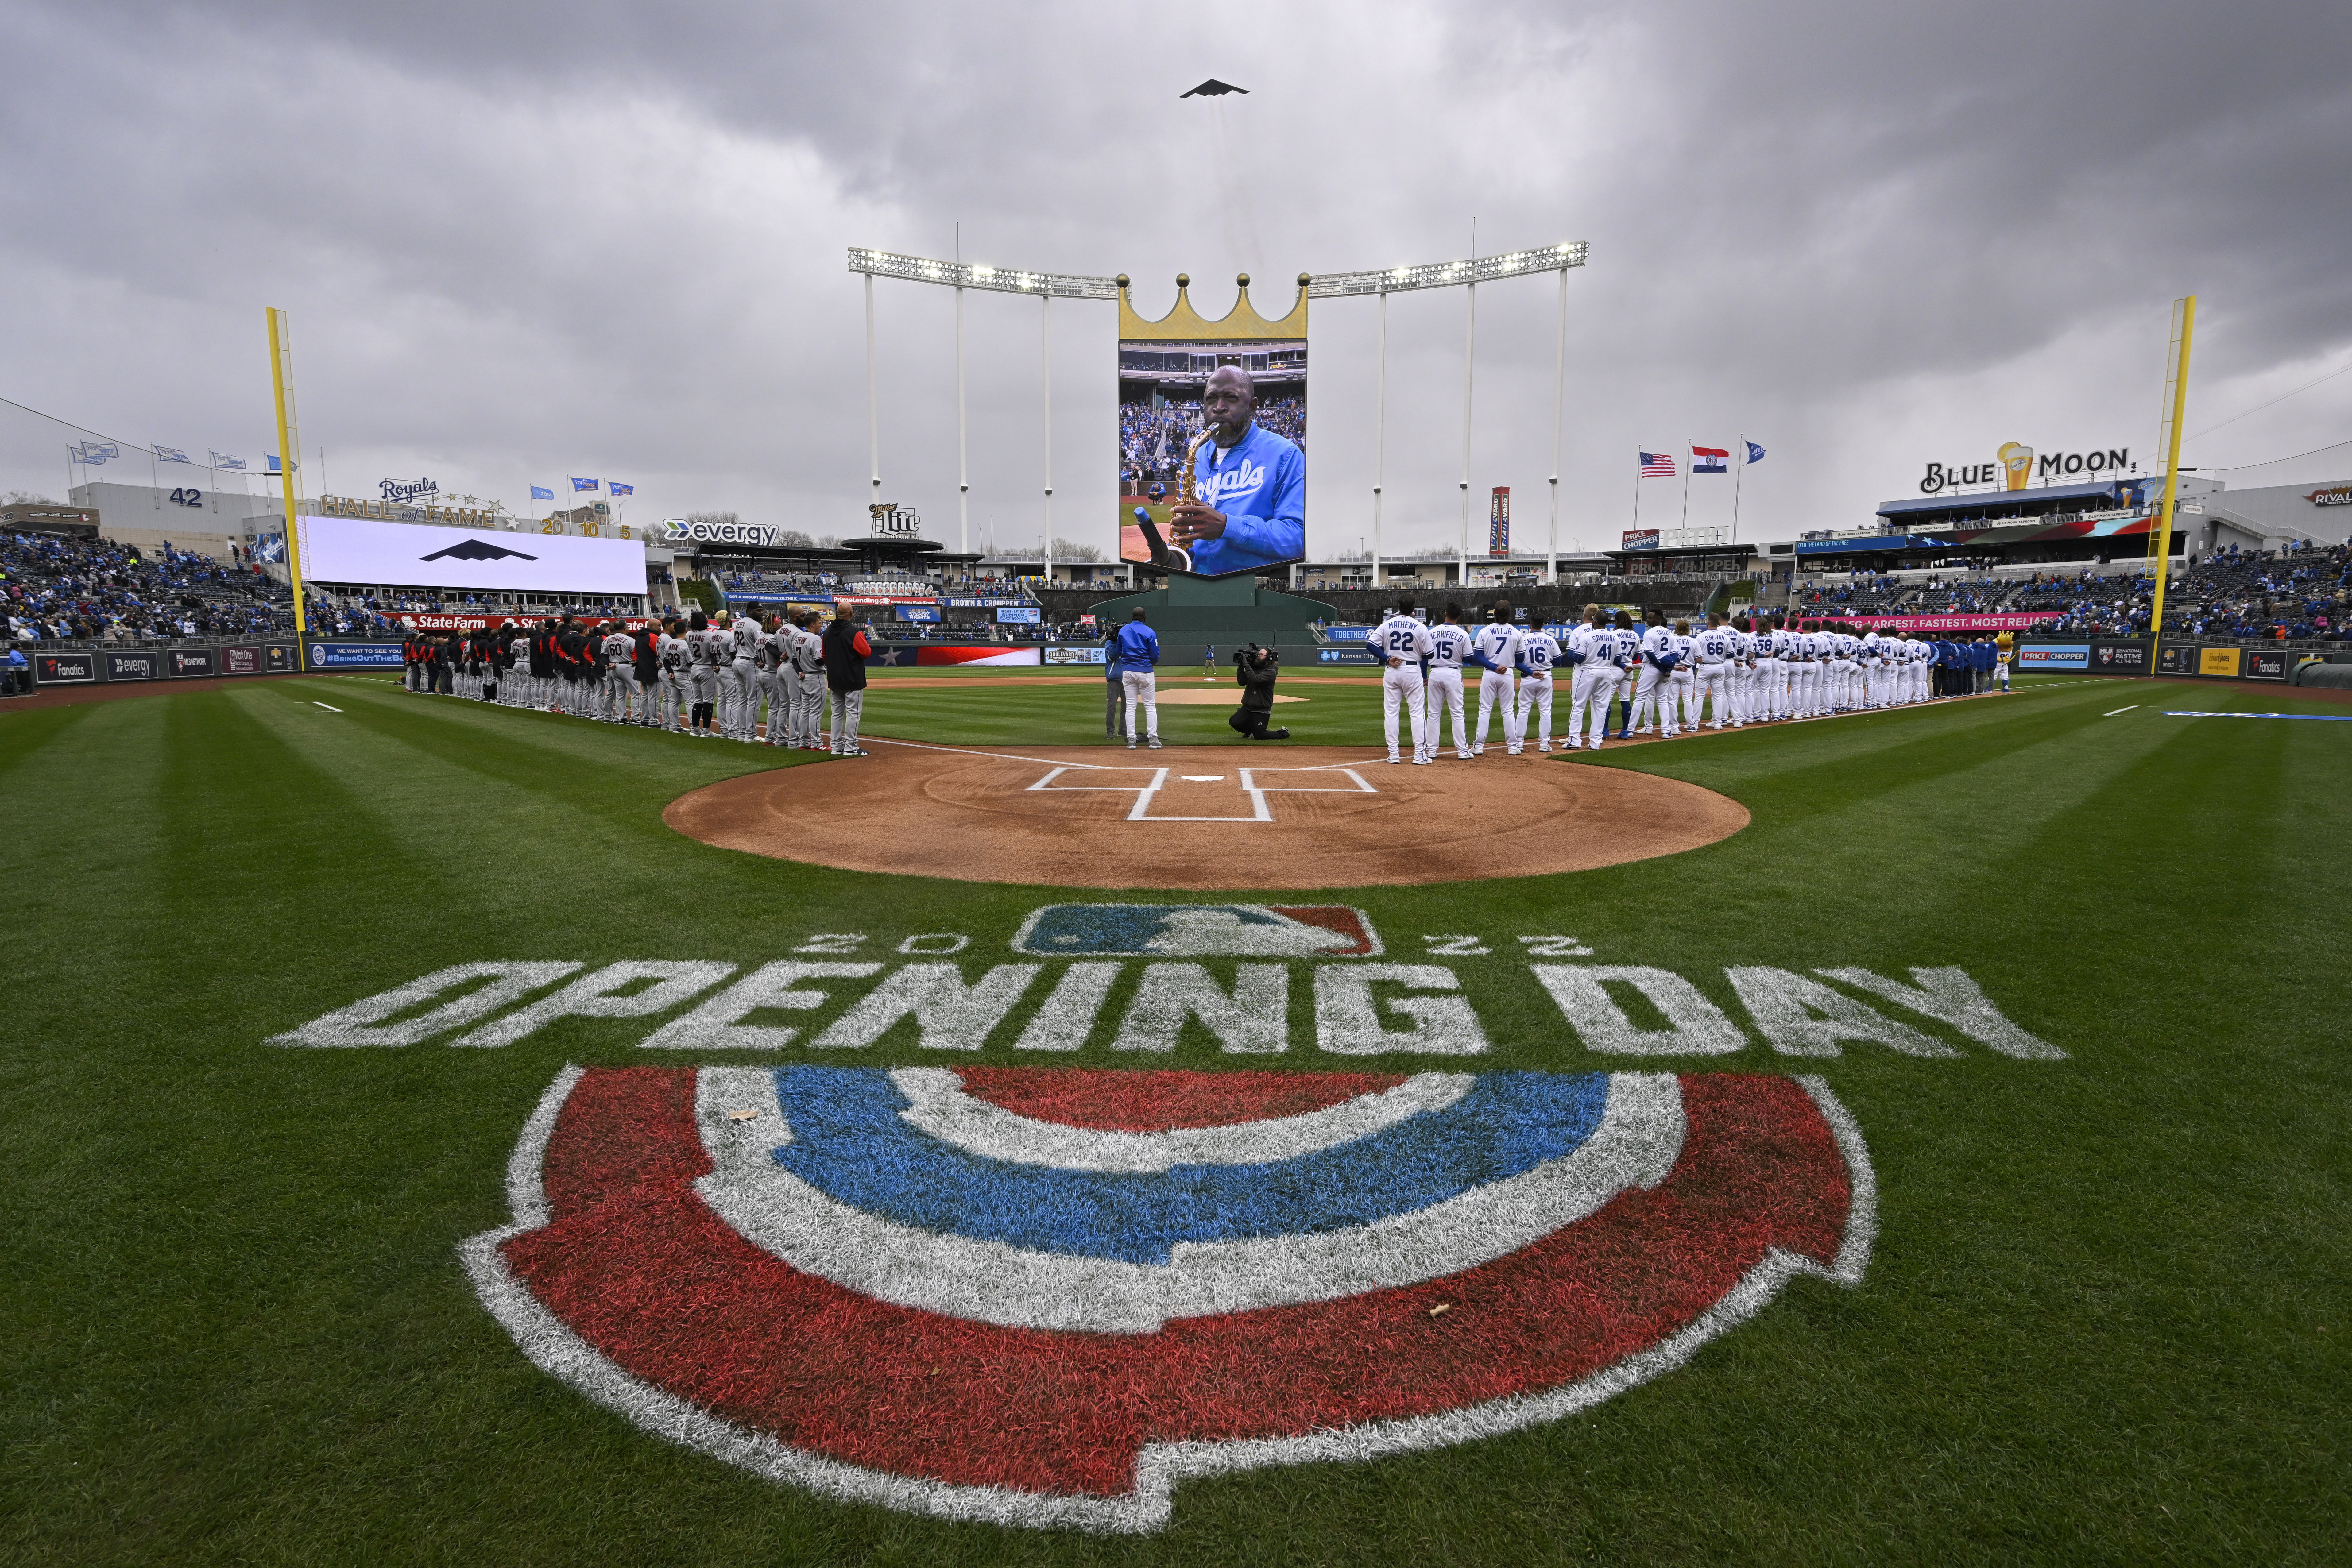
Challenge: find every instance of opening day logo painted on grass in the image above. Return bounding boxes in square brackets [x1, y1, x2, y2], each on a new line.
[461, 1064, 1873, 1532]
[1012, 904, 1381, 958]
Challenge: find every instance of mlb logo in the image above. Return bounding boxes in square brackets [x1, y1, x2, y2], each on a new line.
[1012, 904, 1381, 957]
[465, 1064, 1872, 1532]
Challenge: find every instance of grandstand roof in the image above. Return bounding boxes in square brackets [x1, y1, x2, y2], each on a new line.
[1875, 481, 2126, 521]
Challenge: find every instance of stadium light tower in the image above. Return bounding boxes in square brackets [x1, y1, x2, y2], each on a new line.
[849, 241, 1586, 578]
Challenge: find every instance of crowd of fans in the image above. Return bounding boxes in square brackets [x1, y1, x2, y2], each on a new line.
[1793, 543, 2351, 643]
[1119, 397, 1306, 485]
[2, 530, 296, 643]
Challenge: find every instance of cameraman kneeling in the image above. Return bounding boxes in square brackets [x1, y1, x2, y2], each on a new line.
[1228, 644, 1290, 740]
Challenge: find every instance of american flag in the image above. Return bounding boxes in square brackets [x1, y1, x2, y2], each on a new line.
[1639, 451, 1676, 477]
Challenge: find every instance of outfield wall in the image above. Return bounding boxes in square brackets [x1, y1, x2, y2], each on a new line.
[27, 641, 301, 686]
[2014, 638, 2348, 683]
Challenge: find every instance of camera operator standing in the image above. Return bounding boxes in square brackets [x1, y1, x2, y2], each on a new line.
[1228, 644, 1290, 740]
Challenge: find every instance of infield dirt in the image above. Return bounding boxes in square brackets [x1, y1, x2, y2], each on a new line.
[664, 741, 1748, 888]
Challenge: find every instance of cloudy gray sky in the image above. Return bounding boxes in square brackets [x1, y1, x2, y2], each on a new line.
[5, 0, 2349, 555]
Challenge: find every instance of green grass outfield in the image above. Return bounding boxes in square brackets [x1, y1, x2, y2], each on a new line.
[2, 670, 2346, 1564]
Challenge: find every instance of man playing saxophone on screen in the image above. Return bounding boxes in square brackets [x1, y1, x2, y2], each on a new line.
[1163, 365, 1305, 577]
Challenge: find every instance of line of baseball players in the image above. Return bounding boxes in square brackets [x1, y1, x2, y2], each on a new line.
[407, 608, 876, 755]
[1364, 596, 1968, 761]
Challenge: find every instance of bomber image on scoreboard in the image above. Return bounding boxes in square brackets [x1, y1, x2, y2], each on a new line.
[1116, 273, 1307, 581]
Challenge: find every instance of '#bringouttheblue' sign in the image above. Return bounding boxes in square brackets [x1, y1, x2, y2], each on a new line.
[307, 642, 404, 669]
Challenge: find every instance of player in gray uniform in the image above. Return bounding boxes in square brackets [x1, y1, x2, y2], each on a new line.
[1512, 620, 1563, 753]
[753, 614, 788, 744]
[601, 626, 638, 722]
[1423, 605, 1472, 760]
[725, 609, 764, 740]
[783, 611, 822, 748]
[1469, 605, 1523, 756]
[656, 619, 691, 731]
[684, 611, 722, 736]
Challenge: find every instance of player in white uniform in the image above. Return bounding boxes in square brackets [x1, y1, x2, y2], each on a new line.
[1561, 609, 1605, 749]
[1513, 620, 1562, 752]
[1689, 615, 1734, 730]
[1423, 606, 1473, 761]
[1469, 605, 1523, 756]
[1667, 620, 1698, 732]
[600, 627, 638, 722]
[1365, 596, 1435, 764]
[1630, 621, 1680, 737]
[505, 628, 533, 708]
[725, 610, 764, 740]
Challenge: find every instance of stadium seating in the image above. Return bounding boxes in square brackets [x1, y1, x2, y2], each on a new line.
[2, 529, 298, 642]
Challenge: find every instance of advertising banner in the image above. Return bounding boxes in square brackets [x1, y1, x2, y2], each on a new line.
[911, 647, 1041, 667]
[34, 651, 96, 684]
[221, 645, 262, 674]
[2244, 649, 2289, 681]
[307, 642, 405, 669]
[169, 648, 217, 678]
[2198, 647, 2242, 678]
[1317, 648, 1378, 665]
[996, 607, 1042, 624]
[384, 611, 653, 634]
[1799, 613, 2052, 632]
[2017, 644, 2090, 670]
[2158, 644, 2197, 674]
[1043, 645, 1108, 665]
[1117, 284, 1308, 581]
[895, 605, 942, 623]
[267, 644, 295, 672]
[1489, 488, 1511, 556]
[105, 651, 162, 682]
[296, 515, 647, 597]
[944, 597, 1032, 609]
[2087, 641, 2150, 672]
[1621, 529, 1661, 551]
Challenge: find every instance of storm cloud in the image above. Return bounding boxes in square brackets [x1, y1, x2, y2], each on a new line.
[3, 0, 2346, 552]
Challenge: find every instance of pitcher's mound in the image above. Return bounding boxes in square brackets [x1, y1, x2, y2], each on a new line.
[665, 742, 1747, 890]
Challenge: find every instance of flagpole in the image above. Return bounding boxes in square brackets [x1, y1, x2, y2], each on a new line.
[865, 271, 880, 517]
[1679, 437, 1691, 532]
[1731, 434, 1745, 546]
[1041, 293, 1053, 590]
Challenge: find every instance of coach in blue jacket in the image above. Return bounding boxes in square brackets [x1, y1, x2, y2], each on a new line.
[1165, 366, 1305, 578]
[1113, 608, 1163, 749]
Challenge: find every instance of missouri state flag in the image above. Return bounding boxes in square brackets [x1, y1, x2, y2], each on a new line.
[1692, 446, 1729, 474]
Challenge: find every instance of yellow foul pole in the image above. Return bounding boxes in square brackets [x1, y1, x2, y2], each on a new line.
[266, 307, 310, 659]
[2147, 295, 2195, 654]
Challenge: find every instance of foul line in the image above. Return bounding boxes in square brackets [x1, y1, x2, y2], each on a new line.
[312, 702, 343, 712]
[2103, 706, 2137, 716]
[2162, 711, 2352, 721]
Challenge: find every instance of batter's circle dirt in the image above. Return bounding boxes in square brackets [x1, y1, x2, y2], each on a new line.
[664, 742, 1747, 889]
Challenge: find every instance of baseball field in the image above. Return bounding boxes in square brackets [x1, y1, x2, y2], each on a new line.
[5, 667, 2346, 1563]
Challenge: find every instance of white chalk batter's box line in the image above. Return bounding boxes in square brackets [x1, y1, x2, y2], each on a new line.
[1027, 763, 1378, 822]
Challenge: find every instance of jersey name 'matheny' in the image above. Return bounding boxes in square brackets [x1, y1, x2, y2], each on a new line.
[1185, 422, 1306, 576]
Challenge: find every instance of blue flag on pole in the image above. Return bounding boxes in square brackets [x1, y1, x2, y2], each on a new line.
[608, 481, 634, 497]
[571, 477, 599, 492]
[530, 485, 555, 500]
[1746, 441, 1766, 464]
